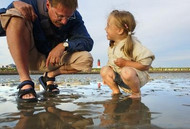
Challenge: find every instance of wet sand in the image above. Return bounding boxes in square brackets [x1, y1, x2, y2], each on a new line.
[0, 73, 190, 129]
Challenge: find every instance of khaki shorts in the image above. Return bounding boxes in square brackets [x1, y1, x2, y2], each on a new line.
[113, 67, 149, 93]
[114, 69, 149, 93]
[133, 68, 149, 87]
[0, 8, 93, 72]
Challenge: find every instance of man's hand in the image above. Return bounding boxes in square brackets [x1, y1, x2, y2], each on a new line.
[46, 43, 65, 67]
[13, 1, 37, 21]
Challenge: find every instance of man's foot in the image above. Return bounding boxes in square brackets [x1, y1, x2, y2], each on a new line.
[21, 85, 36, 99]
[17, 80, 37, 102]
[39, 72, 60, 94]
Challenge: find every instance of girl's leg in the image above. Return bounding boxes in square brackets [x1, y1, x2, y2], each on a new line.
[120, 67, 141, 98]
[100, 66, 120, 94]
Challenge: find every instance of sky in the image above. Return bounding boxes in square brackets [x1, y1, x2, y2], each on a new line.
[0, 0, 190, 68]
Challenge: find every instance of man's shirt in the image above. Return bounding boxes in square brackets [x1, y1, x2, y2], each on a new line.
[0, 0, 94, 56]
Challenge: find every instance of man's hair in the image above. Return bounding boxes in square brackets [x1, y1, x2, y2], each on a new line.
[49, 0, 78, 9]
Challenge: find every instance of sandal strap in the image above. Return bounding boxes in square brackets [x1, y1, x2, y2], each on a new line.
[17, 80, 37, 99]
[18, 88, 37, 98]
[44, 72, 55, 82]
[17, 80, 34, 89]
[47, 84, 58, 91]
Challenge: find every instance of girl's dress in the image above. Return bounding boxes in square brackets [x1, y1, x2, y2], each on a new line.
[107, 36, 155, 87]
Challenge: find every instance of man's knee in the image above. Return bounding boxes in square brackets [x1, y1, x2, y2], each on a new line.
[1, 9, 33, 34]
[78, 51, 93, 70]
[1, 9, 24, 30]
[70, 51, 93, 72]
[7, 17, 32, 33]
[81, 51, 93, 64]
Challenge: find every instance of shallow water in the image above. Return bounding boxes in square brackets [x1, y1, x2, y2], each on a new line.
[0, 73, 190, 129]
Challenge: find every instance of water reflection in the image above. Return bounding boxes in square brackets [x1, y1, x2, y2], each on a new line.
[14, 95, 93, 129]
[0, 73, 189, 128]
[100, 96, 162, 129]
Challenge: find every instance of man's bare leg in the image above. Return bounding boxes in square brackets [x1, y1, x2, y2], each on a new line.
[6, 17, 35, 99]
[44, 65, 80, 87]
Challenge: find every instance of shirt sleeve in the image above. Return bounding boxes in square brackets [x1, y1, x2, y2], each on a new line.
[7, 2, 14, 10]
[66, 11, 94, 52]
[133, 38, 155, 66]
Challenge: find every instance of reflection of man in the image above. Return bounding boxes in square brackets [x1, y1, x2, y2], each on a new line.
[100, 97, 151, 128]
[0, 0, 93, 102]
[15, 105, 93, 129]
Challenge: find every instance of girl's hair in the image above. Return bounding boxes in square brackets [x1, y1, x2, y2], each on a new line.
[49, 0, 78, 9]
[109, 10, 136, 58]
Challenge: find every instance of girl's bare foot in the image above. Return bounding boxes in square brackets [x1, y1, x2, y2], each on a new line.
[111, 88, 121, 95]
[111, 92, 122, 96]
[129, 92, 141, 99]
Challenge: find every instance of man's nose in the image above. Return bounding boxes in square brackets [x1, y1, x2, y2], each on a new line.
[60, 18, 68, 25]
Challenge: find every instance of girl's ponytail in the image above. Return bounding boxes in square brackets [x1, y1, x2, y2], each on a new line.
[123, 30, 134, 58]
[108, 10, 136, 58]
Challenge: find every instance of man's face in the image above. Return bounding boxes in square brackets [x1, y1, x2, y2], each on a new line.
[46, 0, 75, 27]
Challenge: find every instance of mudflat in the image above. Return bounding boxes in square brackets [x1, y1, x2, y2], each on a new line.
[0, 73, 190, 129]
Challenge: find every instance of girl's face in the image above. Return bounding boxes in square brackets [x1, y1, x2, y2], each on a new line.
[105, 16, 123, 42]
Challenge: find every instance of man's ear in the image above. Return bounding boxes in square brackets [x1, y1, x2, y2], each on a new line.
[46, 0, 51, 9]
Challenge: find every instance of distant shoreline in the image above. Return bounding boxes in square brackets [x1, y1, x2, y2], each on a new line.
[1, 67, 190, 75]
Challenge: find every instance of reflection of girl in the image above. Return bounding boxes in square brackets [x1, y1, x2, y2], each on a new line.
[101, 10, 155, 98]
[100, 97, 151, 128]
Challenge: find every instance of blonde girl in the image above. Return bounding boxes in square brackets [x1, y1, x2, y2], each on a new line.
[100, 10, 155, 98]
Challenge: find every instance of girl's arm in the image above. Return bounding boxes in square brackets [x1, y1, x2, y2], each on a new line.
[114, 58, 150, 71]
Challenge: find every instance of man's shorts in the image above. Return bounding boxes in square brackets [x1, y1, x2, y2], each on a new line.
[0, 8, 93, 72]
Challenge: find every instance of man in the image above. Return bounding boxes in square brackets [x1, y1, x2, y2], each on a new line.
[0, 0, 94, 102]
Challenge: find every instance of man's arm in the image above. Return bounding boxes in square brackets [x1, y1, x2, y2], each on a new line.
[66, 11, 94, 52]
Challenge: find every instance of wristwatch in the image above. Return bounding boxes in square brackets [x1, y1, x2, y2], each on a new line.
[63, 42, 69, 48]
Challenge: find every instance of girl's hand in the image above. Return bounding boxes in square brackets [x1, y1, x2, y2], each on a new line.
[114, 58, 150, 71]
[114, 58, 127, 67]
[13, 1, 37, 21]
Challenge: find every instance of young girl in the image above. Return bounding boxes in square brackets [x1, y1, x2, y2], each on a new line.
[100, 10, 155, 98]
